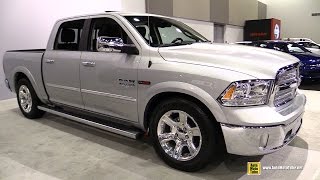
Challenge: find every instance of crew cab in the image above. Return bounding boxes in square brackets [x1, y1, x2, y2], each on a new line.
[3, 12, 306, 172]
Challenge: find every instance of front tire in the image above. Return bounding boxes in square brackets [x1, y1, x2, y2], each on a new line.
[150, 98, 218, 172]
[16, 78, 45, 119]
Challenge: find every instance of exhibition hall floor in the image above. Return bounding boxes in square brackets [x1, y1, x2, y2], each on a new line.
[0, 84, 320, 180]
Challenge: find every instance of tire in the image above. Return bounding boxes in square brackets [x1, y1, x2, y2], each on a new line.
[149, 98, 218, 172]
[16, 78, 45, 119]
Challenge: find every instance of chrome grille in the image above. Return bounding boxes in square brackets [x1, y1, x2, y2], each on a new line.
[274, 63, 300, 107]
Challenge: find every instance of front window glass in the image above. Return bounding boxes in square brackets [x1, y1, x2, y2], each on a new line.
[89, 18, 133, 51]
[125, 16, 209, 47]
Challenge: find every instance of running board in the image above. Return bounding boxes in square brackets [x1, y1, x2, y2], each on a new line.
[38, 106, 141, 139]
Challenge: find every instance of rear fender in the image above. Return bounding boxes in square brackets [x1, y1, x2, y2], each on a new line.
[11, 66, 45, 102]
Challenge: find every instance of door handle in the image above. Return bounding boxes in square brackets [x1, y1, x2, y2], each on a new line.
[82, 61, 96, 67]
[45, 59, 55, 64]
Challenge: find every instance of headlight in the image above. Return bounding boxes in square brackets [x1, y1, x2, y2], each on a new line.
[218, 80, 273, 107]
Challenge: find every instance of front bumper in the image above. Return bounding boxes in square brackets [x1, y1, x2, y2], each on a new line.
[220, 94, 306, 156]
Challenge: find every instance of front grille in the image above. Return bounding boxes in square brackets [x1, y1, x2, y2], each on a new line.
[274, 63, 300, 107]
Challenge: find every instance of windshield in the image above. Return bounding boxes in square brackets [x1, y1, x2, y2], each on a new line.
[287, 43, 310, 53]
[125, 16, 209, 47]
[271, 42, 310, 53]
[298, 42, 320, 49]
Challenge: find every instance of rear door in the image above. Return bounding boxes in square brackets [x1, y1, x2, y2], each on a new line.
[80, 16, 141, 122]
[43, 19, 85, 108]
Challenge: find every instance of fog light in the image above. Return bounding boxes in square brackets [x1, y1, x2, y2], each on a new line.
[259, 134, 269, 149]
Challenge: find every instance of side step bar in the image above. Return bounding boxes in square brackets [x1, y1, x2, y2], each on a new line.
[38, 106, 142, 139]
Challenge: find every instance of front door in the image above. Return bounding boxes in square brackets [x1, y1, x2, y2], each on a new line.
[43, 19, 85, 108]
[80, 17, 140, 122]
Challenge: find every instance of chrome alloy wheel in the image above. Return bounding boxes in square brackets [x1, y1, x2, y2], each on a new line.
[18, 85, 32, 113]
[157, 110, 202, 161]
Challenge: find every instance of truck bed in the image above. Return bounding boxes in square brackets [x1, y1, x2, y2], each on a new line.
[3, 49, 48, 102]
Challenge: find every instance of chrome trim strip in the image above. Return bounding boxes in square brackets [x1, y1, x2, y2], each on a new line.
[38, 106, 139, 139]
[46, 83, 80, 92]
[81, 89, 136, 102]
[221, 123, 283, 129]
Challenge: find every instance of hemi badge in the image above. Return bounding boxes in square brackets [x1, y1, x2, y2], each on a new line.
[138, 81, 151, 85]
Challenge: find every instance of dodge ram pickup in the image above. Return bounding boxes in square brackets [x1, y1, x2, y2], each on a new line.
[3, 12, 306, 172]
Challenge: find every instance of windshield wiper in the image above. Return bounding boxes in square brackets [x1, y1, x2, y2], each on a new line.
[159, 41, 194, 47]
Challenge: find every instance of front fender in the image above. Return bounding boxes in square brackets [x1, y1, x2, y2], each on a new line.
[138, 81, 227, 129]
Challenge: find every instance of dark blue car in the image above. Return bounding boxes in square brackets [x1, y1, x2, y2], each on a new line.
[237, 41, 320, 80]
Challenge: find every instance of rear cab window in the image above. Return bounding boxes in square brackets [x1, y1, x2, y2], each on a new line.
[54, 19, 85, 51]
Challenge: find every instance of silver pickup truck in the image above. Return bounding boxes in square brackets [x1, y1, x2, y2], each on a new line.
[3, 12, 306, 171]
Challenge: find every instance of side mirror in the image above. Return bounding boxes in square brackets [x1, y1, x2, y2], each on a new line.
[96, 36, 139, 55]
[97, 36, 123, 52]
[122, 44, 139, 55]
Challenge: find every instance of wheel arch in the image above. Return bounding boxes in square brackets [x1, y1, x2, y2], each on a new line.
[14, 72, 29, 90]
[141, 82, 227, 130]
[12, 66, 42, 100]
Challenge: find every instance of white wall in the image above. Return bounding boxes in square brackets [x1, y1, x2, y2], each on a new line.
[176, 18, 214, 42]
[175, 18, 244, 44]
[0, 0, 145, 100]
[229, 0, 258, 26]
[173, 0, 210, 21]
[122, 0, 146, 13]
[224, 25, 244, 43]
[266, 0, 320, 43]
[258, 0, 268, 4]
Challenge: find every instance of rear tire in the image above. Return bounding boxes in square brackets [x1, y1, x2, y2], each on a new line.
[16, 78, 45, 119]
[149, 98, 218, 172]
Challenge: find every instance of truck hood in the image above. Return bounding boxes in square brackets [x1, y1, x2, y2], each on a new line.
[158, 43, 300, 79]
